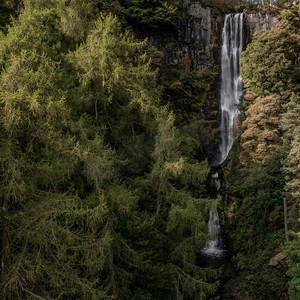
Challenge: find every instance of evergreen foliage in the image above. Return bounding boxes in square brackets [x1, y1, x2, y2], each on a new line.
[0, 0, 19, 32]
[0, 0, 218, 299]
[281, 94, 300, 204]
[225, 154, 288, 298]
[282, 94, 300, 300]
[161, 65, 219, 124]
[2, 0, 298, 298]
[285, 232, 300, 300]
[127, 0, 178, 28]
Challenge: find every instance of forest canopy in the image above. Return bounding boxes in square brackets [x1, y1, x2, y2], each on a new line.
[0, 0, 218, 299]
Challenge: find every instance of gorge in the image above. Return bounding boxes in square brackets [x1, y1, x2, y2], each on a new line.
[0, 1, 299, 299]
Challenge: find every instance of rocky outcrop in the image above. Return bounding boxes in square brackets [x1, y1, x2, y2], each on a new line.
[151, 4, 279, 69]
[170, 3, 220, 69]
[245, 12, 279, 39]
[149, 2, 222, 70]
[146, 3, 280, 163]
[160, 4, 280, 69]
[269, 252, 286, 266]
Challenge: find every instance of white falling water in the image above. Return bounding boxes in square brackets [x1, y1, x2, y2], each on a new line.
[203, 14, 243, 257]
[202, 208, 223, 256]
[202, 171, 223, 256]
[217, 13, 244, 166]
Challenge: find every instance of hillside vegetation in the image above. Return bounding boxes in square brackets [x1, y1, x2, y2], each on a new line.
[224, 5, 300, 299]
[0, 1, 299, 299]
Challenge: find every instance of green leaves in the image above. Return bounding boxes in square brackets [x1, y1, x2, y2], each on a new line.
[0, 1, 18, 32]
[241, 6, 300, 99]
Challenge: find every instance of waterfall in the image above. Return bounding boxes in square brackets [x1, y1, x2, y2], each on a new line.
[217, 13, 244, 166]
[202, 171, 224, 257]
[202, 208, 223, 256]
[203, 13, 243, 257]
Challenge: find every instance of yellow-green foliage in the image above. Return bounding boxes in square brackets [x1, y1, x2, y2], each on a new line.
[0, 1, 218, 299]
[240, 93, 282, 168]
[241, 6, 300, 99]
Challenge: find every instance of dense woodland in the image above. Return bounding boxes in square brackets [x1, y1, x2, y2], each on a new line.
[0, 0, 299, 299]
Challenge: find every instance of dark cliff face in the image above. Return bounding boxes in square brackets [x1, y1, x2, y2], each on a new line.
[146, 2, 224, 162]
[148, 2, 223, 70]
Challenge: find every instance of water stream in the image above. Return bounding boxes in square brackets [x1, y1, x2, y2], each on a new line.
[217, 13, 244, 166]
[204, 13, 244, 257]
[202, 208, 223, 256]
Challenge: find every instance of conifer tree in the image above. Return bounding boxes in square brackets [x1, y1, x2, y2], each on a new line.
[149, 111, 218, 299]
[0, 0, 218, 299]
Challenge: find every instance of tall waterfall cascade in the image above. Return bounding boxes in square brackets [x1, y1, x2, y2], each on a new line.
[217, 13, 244, 166]
[203, 13, 243, 257]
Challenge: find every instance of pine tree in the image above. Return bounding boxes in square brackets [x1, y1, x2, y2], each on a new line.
[149, 111, 219, 299]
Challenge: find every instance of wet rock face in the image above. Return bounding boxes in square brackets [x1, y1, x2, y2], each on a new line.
[245, 12, 279, 39]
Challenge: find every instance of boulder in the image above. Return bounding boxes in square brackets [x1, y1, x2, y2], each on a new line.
[269, 252, 286, 266]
